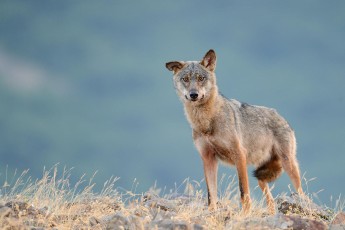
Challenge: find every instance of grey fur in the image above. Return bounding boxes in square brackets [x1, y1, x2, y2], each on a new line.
[166, 49, 303, 213]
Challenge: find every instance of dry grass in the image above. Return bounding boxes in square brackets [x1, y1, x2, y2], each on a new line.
[0, 166, 343, 229]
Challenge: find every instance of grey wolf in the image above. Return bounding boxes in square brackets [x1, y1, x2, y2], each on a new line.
[165, 50, 303, 214]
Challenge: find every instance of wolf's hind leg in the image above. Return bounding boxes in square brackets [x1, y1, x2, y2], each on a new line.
[278, 137, 303, 195]
[253, 154, 282, 214]
[258, 180, 275, 214]
[281, 155, 303, 194]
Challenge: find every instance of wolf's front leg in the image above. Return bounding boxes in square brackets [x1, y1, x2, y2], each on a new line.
[202, 155, 218, 210]
[235, 153, 252, 213]
[194, 134, 219, 210]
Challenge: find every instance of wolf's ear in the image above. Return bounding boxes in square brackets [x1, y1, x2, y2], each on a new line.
[201, 49, 216, 72]
[166, 61, 184, 74]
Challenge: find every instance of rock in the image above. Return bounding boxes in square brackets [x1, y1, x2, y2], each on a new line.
[277, 193, 333, 221]
[27, 206, 40, 216]
[0, 206, 14, 218]
[165, 193, 199, 205]
[151, 219, 191, 230]
[5, 201, 29, 210]
[228, 214, 327, 230]
[330, 212, 345, 230]
[105, 216, 128, 229]
[283, 215, 327, 230]
[143, 192, 195, 212]
[142, 192, 158, 202]
[227, 216, 275, 229]
[128, 215, 144, 230]
[4, 200, 43, 218]
[108, 202, 121, 211]
[151, 211, 164, 222]
[332, 212, 345, 225]
[193, 224, 204, 230]
[104, 212, 144, 230]
[38, 206, 49, 217]
[89, 216, 101, 226]
[5, 201, 29, 216]
[104, 213, 129, 230]
[329, 225, 345, 230]
[144, 197, 179, 212]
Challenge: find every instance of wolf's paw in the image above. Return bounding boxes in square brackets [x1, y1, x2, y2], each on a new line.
[240, 197, 252, 215]
[208, 203, 217, 211]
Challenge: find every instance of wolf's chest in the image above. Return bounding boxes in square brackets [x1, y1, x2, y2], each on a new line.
[185, 105, 217, 135]
[194, 134, 236, 165]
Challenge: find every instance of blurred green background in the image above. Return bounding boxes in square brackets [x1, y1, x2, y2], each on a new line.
[0, 1, 344, 203]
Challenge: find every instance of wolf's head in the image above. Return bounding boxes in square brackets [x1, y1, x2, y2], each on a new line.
[166, 49, 218, 105]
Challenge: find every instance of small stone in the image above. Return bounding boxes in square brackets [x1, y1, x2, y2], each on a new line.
[5, 201, 28, 217]
[283, 215, 327, 230]
[152, 219, 191, 230]
[128, 215, 144, 230]
[0, 206, 14, 218]
[5, 201, 29, 211]
[151, 211, 164, 222]
[104, 212, 130, 230]
[277, 194, 333, 221]
[89, 216, 101, 226]
[38, 206, 49, 216]
[280, 221, 291, 229]
[145, 198, 178, 212]
[142, 192, 159, 202]
[27, 205, 39, 216]
[193, 223, 204, 230]
[329, 225, 345, 230]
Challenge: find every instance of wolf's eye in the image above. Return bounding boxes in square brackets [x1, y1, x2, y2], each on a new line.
[182, 77, 189, 82]
[197, 76, 205, 82]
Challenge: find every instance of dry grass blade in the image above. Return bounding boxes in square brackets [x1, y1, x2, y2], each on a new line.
[0, 168, 343, 229]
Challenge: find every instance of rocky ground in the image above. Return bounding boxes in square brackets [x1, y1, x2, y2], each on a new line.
[0, 191, 344, 229]
[0, 169, 343, 229]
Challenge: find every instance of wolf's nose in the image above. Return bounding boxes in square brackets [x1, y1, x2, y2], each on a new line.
[190, 92, 198, 100]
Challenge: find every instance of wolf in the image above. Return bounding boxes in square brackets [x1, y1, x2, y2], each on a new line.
[165, 49, 303, 214]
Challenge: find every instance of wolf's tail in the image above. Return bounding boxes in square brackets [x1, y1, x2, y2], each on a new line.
[253, 154, 282, 183]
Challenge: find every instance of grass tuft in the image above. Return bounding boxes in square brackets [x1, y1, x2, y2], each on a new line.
[0, 167, 343, 229]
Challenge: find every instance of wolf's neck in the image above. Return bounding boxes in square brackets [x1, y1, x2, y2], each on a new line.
[184, 87, 222, 134]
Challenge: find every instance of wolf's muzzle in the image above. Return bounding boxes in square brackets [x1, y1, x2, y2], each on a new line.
[189, 91, 199, 101]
